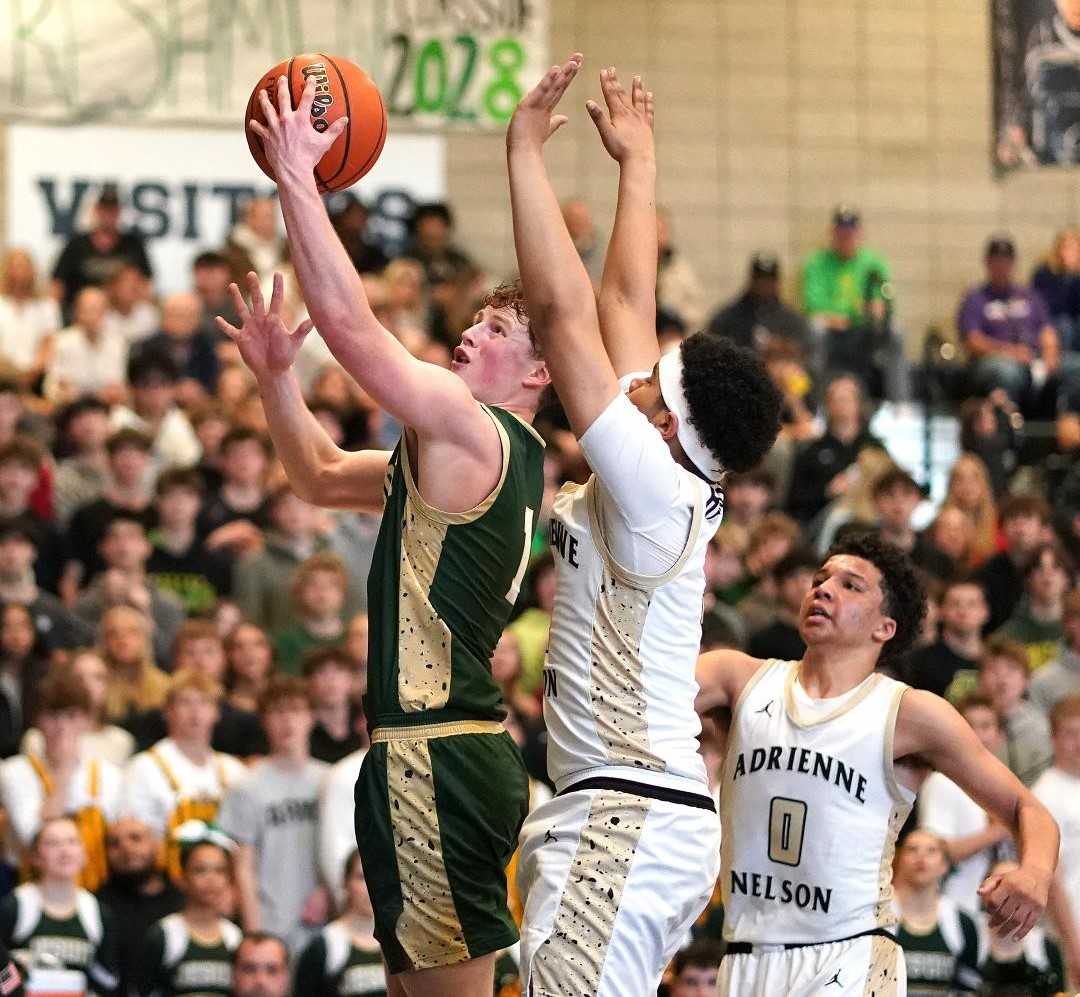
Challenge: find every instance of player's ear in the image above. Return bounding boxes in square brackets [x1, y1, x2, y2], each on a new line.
[654, 409, 679, 443]
[872, 614, 897, 647]
[523, 360, 551, 389]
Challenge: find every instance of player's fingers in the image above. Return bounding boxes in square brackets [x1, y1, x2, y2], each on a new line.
[977, 875, 1001, 897]
[291, 318, 315, 344]
[547, 114, 569, 139]
[324, 116, 348, 143]
[246, 271, 266, 317]
[645, 90, 655, 127]
[248, 119, 271, 143]
[258, 87, 279, 129]
[631, 75, 645, 111]
[586, 99, 615, 139]
[1012, 906, 1038, 941]
[227, 282, 251, 325]
[297, 75, 316, 117]
[268, 272, 284, 317]
[600, 67, 623, 116]
[276, 74, 292, 115]
[214, 315, 241, 341]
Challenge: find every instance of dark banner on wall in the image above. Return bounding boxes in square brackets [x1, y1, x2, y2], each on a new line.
[993, 0, 1080, 171]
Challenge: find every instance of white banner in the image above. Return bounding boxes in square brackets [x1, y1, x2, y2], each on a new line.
[0, 0, 547, 131]
[7, 124, 446, 294]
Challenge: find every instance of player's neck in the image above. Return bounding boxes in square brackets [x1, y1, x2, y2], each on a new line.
[798, 648, 877, 698]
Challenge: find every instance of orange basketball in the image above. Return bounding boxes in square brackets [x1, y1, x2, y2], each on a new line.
[245, 53, 388, 193]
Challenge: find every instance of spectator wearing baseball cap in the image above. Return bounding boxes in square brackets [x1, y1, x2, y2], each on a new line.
[957, 233, 1080, 414]
[705, 251, 811, 357]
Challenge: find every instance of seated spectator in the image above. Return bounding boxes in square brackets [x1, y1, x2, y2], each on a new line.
[329, 194, 388, 276]
[134, 292, 220, 402]
[656, 207, 706, 330]
[318, 746, 366, 914]
[891, 829, 983, 994]
[147, 468, 232, 617]
[295, 850, 383, 996]
[994, 542, 1074, 671]
[234, 486, 328, 632]
[102, 263, 158, 345]
[715, 511, 800, 607]
[506, 555, 556, 698]
[871, 467, 953, 579]
[1031, 696, 1080, 966]
[51, 398, 111, 526]
[924, 504, 979, 580]
[135, 825, 242, 997]
[706, 252, 811, 358]
[918, 695, 1009, 917]
[976, 638, 1053, 785]
[197, 427, 272, 549]
[0, 604, 50, 757]
[746, 549, 817, 661]
[811, 445, 895, 553]
[561, 199, 603, 285]
[719, 468, 775, 531]
[192, 251, 241, 342]
[975, 494, 1053, 633]
[1032, 227, 1080, 348]
[344, 612, 369, 689]
[111, 350, 201, 474]
[786, 374, 883, 526]
[0, 517, 92, 653]
[21, 649, 135, 767]
[0, 669, 121, 891]
[219, 676, 327, 953]
[0, 248, 60, 387]
[667, 939, 724, 996]
[190, 405, 228, 494]
[96, 816, 183, 995]
[304, 647, 365, 765]
[231, 932, 291, 997]
[273, 554, 349, 677]
[99, 605, 170, 731]
[379, 259, 428, 347]
[0, 817, 119, 994]
[51, 182, 152, 318]
[67, 427, 156, 589]
[1029, 589, 1080, 715]
[957, 234, 1080, 413]
[491, 629, 542, 723]
[403, 201, 472, 285]
[43, 286, 127, 405]
[222, 197, 288, 287]
[121, 670, 246, 881]
[73, 514, 186, 666]
[958, 395, 1019, 501]
[906, 578, 989, 698]
[978, 860, 1066, 995]
[223, 623, 274, 718]
[0, 439, 69, 595]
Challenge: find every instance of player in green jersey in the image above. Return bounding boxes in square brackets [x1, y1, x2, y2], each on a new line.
[219, 77, 552, 997]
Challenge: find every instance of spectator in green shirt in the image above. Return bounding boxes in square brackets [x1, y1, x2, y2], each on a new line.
[273, 553, 348, 676]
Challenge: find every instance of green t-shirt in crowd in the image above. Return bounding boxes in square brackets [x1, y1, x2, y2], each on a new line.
[801, 246, 893, 326]
[273, 625, 345, 676]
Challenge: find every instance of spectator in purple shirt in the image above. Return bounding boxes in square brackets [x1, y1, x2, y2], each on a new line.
[958, 234, 1080, 414]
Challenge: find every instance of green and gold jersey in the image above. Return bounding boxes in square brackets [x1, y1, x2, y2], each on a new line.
[136, 912, 242, 996]
[0, 884, 119, 996]
[294, 921, 385, 996]
[366, 406, 544, 728]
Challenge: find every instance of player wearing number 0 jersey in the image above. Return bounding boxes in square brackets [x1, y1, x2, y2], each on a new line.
[506, 59, 783, 996]
[696, 533, 1061, 997]
[222, 72, 553, 994]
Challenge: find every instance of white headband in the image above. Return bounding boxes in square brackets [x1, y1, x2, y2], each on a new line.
[658, 348, 723, 483]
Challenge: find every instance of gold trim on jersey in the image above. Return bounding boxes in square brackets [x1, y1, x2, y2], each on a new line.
[370, 720, 503, 743]
[863, 933, 903, 995]
[585, 474, 704, 590]
[882, 684, 916, 806]
[873, 802, 911, 929]
[501, 406, 547, 447]
[386, 737, 469, 969]
[782, 662, 883, 728]
[530, 790, 651, 994]
[399, 406, 510, 526]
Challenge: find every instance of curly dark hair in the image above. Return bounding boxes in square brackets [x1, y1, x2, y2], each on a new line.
[825, 531, 927, 663]
[679, 333, 783, 475]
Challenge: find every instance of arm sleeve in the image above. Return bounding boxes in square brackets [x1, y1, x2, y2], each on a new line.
[133, 923, 166, 997]
[577, 391, 682, 532]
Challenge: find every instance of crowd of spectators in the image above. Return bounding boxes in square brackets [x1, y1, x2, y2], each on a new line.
[0, 180, 1075, 995]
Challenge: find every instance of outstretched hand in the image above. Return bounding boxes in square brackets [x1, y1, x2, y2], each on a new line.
[249, 75, 348, 181]
[586, 67, 655, 164]
[977, 865, 1049, 942]
[507, 53, 583, 153]
[215, 272, 314, 381]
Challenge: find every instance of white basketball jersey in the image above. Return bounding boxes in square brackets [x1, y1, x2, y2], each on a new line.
[720, 659, 915, 944]
[542, 473, 717, 795]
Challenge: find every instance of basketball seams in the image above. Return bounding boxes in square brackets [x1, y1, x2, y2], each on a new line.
[316, 54, 353, 190]
[332, 89, 388, 190]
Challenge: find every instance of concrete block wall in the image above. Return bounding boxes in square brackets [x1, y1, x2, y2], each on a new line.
[445, 0, 1080, 356]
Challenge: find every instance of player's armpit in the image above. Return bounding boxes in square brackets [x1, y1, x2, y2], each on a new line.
[694, 649, 762, 715]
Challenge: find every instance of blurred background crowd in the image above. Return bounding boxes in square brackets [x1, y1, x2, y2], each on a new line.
[0, 178, 1075, 995]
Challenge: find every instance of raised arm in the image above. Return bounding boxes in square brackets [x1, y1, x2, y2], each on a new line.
[250, 77, 490, 449]
[897, 689, 1059, 940]
[694, 649, 764, 715]
[506, 55, 620, 437]
[588, 68, 660, 379]
[218, 274, 389, 511]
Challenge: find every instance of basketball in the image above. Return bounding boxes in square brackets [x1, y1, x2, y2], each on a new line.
[245, 53, 388, 193]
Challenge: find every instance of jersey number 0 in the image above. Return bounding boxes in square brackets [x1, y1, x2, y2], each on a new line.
[768, 797, 808, 867]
